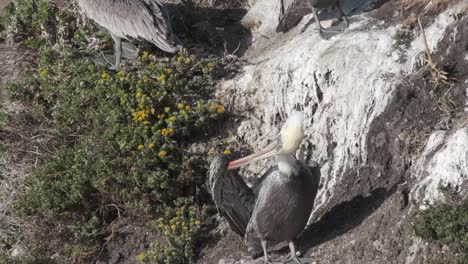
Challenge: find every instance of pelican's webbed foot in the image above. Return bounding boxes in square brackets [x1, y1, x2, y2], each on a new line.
[288, 241, 302, 264]
[261, 239, 273, 264]
[121, 42, 140, 60]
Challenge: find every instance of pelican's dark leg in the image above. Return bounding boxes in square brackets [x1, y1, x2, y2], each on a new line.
[280, 0, 285, 17]
[261, 239, 272, 264]
[288, 241, 302, 264]
[111, 34, 122, 70]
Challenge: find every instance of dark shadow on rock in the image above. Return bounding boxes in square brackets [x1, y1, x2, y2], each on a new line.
[166, 3, 252, 58]
[298, 186, 396, 250]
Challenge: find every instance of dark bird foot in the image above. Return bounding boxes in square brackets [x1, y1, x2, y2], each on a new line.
[330, 16, 349, 32]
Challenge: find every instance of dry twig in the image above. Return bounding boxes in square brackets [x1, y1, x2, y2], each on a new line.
[417, 16, 455, 85]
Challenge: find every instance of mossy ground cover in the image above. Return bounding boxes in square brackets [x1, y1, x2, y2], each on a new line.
[0, 0, 231, 262]
[414, 200, 468, 263]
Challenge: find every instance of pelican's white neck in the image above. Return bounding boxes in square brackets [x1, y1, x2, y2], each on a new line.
[277, 154, 299, 177]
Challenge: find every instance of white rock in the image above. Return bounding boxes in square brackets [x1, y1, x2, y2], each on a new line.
[219, 0, 468, 224]
[11, 245, 25, 257]
[412, 127, 468, 205]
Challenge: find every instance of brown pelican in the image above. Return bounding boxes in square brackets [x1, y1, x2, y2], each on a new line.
[210, 111, 320, 263]
[277, 0, 348, 38]
[76, 0, 182, 69]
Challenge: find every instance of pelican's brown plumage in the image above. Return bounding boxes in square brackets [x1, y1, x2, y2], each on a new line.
[76, 0, 182, 68]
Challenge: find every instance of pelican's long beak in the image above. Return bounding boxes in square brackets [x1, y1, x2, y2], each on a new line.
[227, 139, 280, 170]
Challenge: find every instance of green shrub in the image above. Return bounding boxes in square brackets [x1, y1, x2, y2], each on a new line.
[139, 198, 206, 264]
[414, 201, 468, 252]
[1, 0, 60, 47]
[14, 48, 224, 216]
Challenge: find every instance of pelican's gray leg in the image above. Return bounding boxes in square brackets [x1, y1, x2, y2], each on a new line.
[288, 241, 302, 264]
[110, 34, 122, 70]
[261, 239, 272, 264]
[336, 2, 349, 30]
[311, 7, 325, 39]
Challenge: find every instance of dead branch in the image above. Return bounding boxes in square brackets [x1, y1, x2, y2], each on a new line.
[417, 16, 454, 85]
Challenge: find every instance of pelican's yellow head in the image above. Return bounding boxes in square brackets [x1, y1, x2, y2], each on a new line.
[279, 111, 304, 154]
[228, 111, 305, 169]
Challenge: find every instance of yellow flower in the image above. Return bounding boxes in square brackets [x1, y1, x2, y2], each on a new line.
[142, 75, 149, 83]
[39, 68, 48, 78]
[171, 224, 177, 230]
[185, 58, 192, 64]
[223, 149, 231, 155]
[143, 121, 150, 125]
[136, 252, 145, 262]
[195, 220, 201, 225]
[117, 70, 125, 78]
[164, 107, 171, 113]
[136, 91, 143, 98]
[216, 105, 225, 114]
[165, 68, 173, 74]
[132, 110, 149, 122]
[157, 114, 166, 119]
[157, 74, 167, 81]
[101, 72, 109, 80]
[137, 144, 144, 151]
[160, 128, 169, 136]
[185, 105, 191, 111]
[207, 148, 216, 156]
[207, 62, 215, 70]
[158, 150, 167, 158]
[160, 128, 175, 137]
[148, 143, 155, 149]
[141, 51, 150, 58]
[177, 56, 184, 63]
[178, 103, 184, 109]
[210, 104, 225, 114]
[168, 116, 176, 122]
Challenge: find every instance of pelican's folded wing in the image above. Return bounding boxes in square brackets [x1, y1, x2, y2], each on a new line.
[209, 155, 256, 237]
[144, 0, 182, 52]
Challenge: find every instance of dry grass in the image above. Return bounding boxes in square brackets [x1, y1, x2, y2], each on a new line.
[0, 108, 60, 257]
[0, 43, 52, 259]
[416, 16, 457, 87]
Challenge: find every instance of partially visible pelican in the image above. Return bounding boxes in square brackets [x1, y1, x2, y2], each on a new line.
[210, 111, 320, 264]
[76, 0, 182, 69]
[276, 0, 348, 38]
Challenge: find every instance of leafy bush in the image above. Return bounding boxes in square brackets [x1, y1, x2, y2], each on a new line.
[2, 0, 228, 262]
